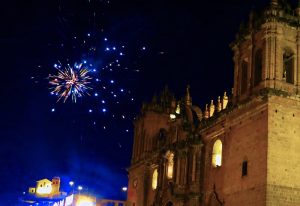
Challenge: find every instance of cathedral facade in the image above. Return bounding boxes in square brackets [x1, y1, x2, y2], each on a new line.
[127, 1, 300, 205]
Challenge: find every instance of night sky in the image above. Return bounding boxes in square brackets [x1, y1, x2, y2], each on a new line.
[1, 0, 297, 205]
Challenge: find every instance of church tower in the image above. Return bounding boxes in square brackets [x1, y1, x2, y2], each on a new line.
[232, 0, 300, 101]
[229, 0, 300, 205]
[127, 1, 300, 206]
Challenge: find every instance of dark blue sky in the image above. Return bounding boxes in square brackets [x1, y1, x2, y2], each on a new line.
[1, 0, 295, 204]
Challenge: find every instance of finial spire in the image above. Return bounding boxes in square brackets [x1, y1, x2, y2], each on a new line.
[209, 100, 215, 117]
[271, 0, 278, 6]
[296, 0, 300, 15]
[185, 85, 192, 106]
[222, 92, 228, 110]
[217, 96, 222, 112]
[204, 104, 209, 119]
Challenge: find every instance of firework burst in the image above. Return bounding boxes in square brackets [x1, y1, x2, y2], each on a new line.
[49, 63, 92, 103]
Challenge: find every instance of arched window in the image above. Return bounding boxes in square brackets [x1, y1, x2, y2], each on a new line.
[241, 60, 248, 94]
[254, 49, 262, 86]
[166, 151, 174, 179]
[212, 140, 222, 167]
[152, 169, 158, 190]
[283, 49, 294, 84]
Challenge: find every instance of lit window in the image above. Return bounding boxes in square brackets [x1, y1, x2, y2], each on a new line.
[152, 169, 158, 190]
[166, 151, 174, 179]
[212, 140, 222, 167]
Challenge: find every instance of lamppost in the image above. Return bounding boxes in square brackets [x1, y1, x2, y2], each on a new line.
[69, 181, 75, 195]
[69, 181, 74, 187]
[78, 185, 83, 195]
[68, 181, 75, 206]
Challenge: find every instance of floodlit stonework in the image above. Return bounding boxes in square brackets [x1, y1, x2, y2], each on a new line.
[127, 1, 300, 205]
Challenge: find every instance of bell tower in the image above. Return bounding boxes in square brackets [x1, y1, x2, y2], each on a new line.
[231, 0, 300, 102]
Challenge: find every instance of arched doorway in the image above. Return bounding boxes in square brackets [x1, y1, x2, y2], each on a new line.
[165, 201, 173, 206]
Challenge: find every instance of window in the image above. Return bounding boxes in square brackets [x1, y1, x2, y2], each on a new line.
[242, 161, 248, 176]
[283, 49, 294, 84]
[166, 151, 174, 179]
[152, 169, 158, 189]
[254, 49, 262, 86]
[212, 140, 222, 167]
[241, 60, 248, 94]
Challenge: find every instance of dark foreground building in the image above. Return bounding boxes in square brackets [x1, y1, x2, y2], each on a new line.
[127, 1, 300, 205]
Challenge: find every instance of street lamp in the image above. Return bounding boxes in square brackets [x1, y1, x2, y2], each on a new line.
[77, 185, 83, 197]
[69, 181, 74, 186]
[69, 181, 75, 196]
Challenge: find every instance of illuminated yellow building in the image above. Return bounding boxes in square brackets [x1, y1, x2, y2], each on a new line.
[28, 177, 61, 198]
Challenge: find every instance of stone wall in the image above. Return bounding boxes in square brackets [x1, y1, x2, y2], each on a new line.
[267, 95, 300, 206]
[202, 97, 268, 206]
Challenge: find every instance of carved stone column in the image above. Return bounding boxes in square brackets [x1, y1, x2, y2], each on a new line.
[232, 47, 240, 101]
[296, 32, 300, 88]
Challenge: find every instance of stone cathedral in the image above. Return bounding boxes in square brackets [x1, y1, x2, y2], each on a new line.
[127, 1, 300, 205]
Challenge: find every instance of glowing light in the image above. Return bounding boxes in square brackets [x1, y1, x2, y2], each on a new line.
[166, 151, 174, 179]
[69, 181, 74, 186]
[212, 140, 222, 167]
[76, 195, 95, 206]
[170, 114, 176, 120]
[49, 63, 92, 103]
[102, 108, 107, 112]
[176, 104, 181, 114]
[122, 187, 127, 192]
[51, 108, 55, 112]
[215, 154, 222, 167]
[110, 80, 114, 84]
[89, 109, 93, 113]
[36, 184, 52, 195]
[152, 169, 158, 190]
[78, 186, 83, 191]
